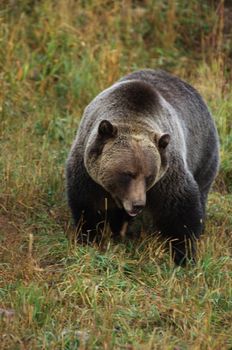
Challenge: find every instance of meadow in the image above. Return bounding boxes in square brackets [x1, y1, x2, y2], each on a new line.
[0, 0, 232, 349]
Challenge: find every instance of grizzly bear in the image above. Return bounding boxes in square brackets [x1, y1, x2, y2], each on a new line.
[66, 69, 219, 265]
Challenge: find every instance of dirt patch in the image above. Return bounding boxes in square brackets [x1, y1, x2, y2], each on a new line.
[0, 214, 29, 285]
[0, 215, 19, 237]
[0, 214, 22, 256]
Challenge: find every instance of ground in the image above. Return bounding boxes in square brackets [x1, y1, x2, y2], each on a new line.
[0, 1, 232, 349]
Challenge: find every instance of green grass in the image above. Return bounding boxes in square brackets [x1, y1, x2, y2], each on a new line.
[1, 0, 232, 349]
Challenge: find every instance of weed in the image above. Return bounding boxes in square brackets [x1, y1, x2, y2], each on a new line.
[1, 1, 232, 349]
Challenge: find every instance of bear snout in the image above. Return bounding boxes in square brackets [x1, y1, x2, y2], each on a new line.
[123, 200, 145, 217]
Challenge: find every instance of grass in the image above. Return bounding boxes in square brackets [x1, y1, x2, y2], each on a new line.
[0, 0, 232, 349]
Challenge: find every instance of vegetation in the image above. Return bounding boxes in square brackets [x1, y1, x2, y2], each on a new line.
[0, 0, 232, 349]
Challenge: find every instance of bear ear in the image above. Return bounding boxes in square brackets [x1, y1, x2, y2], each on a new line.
[98, 120, 118, 139]
[154, 133, 170, 149]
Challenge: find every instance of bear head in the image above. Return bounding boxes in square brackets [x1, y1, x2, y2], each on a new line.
[84, 120, 170, 217]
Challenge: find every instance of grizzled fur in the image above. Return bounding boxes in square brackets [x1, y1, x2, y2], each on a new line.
[66, 69, 219, 265]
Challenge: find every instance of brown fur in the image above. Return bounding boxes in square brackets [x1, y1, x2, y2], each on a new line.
[66, 69, 219, 265]
[84, 130, 167, 217]
[114, 80, 160, 113]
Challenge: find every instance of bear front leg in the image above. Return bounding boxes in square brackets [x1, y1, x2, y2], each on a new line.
[150, 179, 204, 266]
[66, 156, 104, 242]
[68, 195, 104, 243]
[169, 235, 197, 266]
[163, 197, 203, 265]
[108, 209, 131, 238]
[159, 203, 203, 266]
[67, 180, 104, 242]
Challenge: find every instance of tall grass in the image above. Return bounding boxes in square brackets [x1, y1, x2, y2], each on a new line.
[0, 1, 232, 349]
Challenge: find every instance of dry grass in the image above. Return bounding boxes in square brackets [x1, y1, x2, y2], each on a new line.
[0, 0, 232, 349]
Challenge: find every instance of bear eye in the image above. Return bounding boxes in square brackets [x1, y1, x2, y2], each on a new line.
[121, 171, 135, 180]
[146, 175, 153, 185]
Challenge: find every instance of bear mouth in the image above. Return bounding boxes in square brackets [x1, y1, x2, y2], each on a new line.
[114, 197, 144, 217]
[123, 202, 144, 217]
[126, 208, 143, 217]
